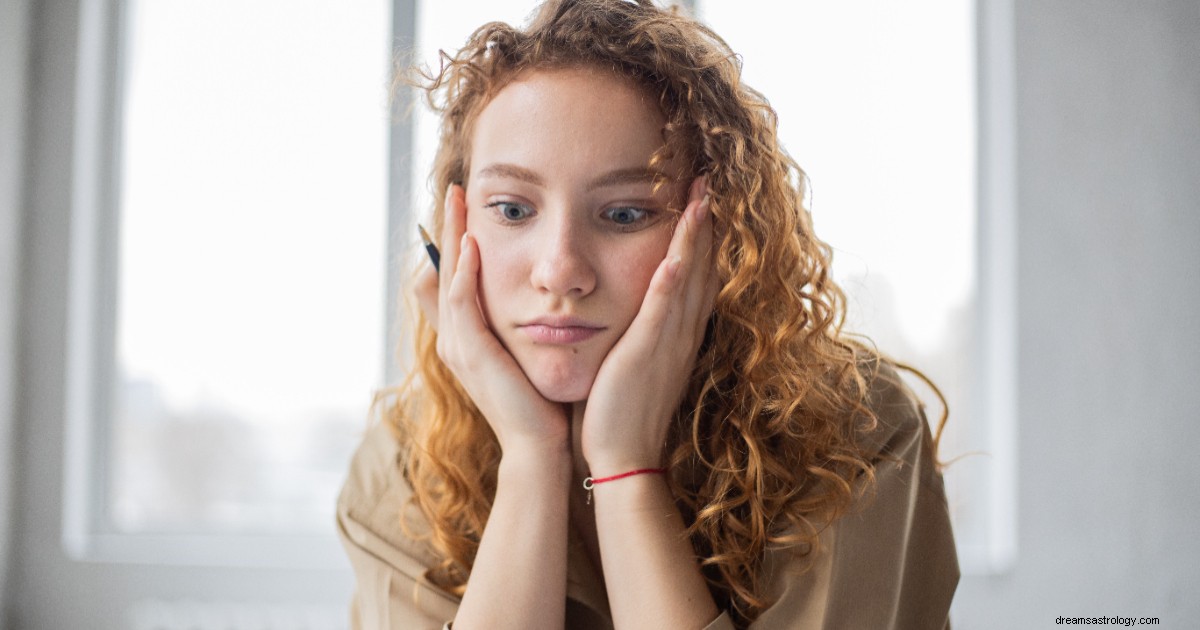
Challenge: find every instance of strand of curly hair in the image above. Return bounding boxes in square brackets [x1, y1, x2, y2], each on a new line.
[378, 1, 948, 626]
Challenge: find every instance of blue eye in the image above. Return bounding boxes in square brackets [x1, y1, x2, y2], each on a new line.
[487, 201, 533, 222]
[604, 206, 649, 226]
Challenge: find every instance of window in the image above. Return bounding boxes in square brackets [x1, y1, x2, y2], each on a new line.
[109, 0, 390, 539]
[406, 0, 535, 238]
[697, 0, 1015, 574]
[66, 0, 391, 572]
[46, 0, 1012, 624]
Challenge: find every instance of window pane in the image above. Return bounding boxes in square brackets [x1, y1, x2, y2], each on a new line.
[696, 0, 985, 561]
[408, 0, 535, 235]
[111, 0, 390, 534]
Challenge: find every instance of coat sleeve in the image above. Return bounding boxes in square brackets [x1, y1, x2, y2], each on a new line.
[336, 422, 461, 630]
[750, 367, 960, 629]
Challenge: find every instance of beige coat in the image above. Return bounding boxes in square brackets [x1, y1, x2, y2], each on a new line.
[337, 370, 959, 629]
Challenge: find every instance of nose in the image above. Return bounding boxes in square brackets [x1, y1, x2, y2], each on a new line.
[530, 214, 597, 298]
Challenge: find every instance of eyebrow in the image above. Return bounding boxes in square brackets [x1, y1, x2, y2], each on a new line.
[474, 163, 664, 191]
[476, 163, 545, 187]
[586, 167, 662, 191]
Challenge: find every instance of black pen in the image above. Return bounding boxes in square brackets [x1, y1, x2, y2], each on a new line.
[417, 224, 440, 272]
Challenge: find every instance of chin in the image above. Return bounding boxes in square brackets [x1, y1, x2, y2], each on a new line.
[518, 352, 599, 404]
[530, 371, 595, 404]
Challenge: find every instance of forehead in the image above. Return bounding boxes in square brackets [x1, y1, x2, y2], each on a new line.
[469, 67, 669, 178]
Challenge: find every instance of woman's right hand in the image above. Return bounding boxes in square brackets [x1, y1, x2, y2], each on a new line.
[414, 184, 570, 458]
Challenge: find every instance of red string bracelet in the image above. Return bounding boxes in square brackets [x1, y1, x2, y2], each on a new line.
[583, 468, 667, 505]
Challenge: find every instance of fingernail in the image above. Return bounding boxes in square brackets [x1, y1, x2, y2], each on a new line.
[696, 194, 710, 222]
[668, 255, 682, 274]
[461, 232, 469, 250]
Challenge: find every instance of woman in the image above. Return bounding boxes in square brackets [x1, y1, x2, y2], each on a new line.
[337, 1, 959, 628]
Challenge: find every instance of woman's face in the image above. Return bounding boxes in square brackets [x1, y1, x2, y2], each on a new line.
[465, 67, 681, 403]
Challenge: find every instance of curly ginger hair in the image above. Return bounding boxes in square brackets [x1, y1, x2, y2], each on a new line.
[382, 0, 943, 625]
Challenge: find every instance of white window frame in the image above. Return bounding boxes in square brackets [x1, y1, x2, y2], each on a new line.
[971, 0, 1019, 574]
[62, 0, 417, 571]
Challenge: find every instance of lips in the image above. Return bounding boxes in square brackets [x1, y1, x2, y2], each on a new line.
[518, 316, 605, 344]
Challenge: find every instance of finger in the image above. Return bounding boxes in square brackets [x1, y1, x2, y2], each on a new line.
[632, 177, 709, 333]
[439, 185, 467, 303]
[658, 175, 715, 353]
[446, 232, 499, 344]
[661, 176, 708, 286]
[667, 177, 711, 311]
[691, 175, 720, 319]
[683, 194, 716, 316]
[675, 176, 709, 270]
[414, 262, 439, 331]
[679, 183, 718, 345]
[688, 175, 708, 208]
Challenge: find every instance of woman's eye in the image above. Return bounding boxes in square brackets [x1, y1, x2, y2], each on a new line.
[487, 201, 533, 222]
[604, 206, 650, 226]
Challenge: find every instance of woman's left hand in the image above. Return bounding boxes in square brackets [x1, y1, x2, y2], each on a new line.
[581, 176, 719, 475]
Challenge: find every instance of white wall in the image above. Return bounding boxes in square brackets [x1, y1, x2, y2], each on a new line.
[954, 0, 1200, 626]
[3, 0, 1199, 627]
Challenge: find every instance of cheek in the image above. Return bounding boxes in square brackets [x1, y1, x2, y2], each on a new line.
[470, 232, 526, 321]
[608, 233, 672, 311]
[624, 254, 661, 296]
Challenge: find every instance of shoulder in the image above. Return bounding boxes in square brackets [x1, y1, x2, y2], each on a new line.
[337, 420, 462, 626]
[857, 360, 940, 473]
[751, 361, 959, 628]
[336, 419, 447, 582]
